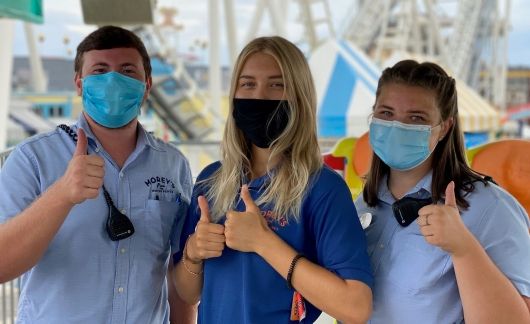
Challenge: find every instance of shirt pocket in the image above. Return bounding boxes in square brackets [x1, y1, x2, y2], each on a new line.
[140, 199, 180, 254]
[385, 231, 451, 295]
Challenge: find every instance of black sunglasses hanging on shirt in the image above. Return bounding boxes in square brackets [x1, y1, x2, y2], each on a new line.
[58, 125, 135, 241]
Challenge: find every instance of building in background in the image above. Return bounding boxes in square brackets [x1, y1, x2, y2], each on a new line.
[506, 67, 530, 107]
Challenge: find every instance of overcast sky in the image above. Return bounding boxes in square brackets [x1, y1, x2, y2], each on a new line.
[10, 0, 530, 67]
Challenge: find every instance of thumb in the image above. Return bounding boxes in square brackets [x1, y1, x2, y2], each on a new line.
[445, 181, 457, 208]
[198, 195, 211, 223]
[74, 128, 88, 156]
[240, 185, 260, 213]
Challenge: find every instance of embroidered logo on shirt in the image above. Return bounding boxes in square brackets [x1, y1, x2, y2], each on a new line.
[261, 210, 288, 231]
[145, 176, 178, 201]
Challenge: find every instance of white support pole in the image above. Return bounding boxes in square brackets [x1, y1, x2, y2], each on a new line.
[410, 0, 421, 54]
[277, 0, 289, 27]
[322, 0, 336, 38]
[373, 0, 390, 65]
[424, 0, 435, 57]
[497, 0, 511, 111]
[208, 0, 221, 120]
[223, 0, 238, 65]
[396, 1, 410, 53]
[244, 0, 266, 44]
[425, 0, 449, 64]
[490, 2, 500, 105]
[267, 0, 286, 37]
[0, 19, 15, 150]
[298, 1, 317, 50]
[24, 22, 47, 93]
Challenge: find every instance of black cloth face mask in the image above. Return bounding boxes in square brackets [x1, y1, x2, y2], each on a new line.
[232, 98, 290, 148]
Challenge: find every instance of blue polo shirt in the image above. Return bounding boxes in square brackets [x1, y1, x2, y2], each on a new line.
[0, 114, 193, 324]
[355, 172, 530, 323]
[175, 162, 373, 324]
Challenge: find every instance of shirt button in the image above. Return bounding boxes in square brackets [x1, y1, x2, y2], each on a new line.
[121, 209, 126, 214]
[95, 147, 100, 153]
[119, 172, 124, 178]
[120, 248, 126, 254]
[118, 287, 124, 293]
[379, 244, 385, 249]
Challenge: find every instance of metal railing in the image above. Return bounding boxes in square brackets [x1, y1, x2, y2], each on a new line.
[0, 148, 12, 167]
[1, 280, 19, 324]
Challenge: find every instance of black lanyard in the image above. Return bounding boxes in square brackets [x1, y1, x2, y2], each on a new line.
[58, 124, 135, 241]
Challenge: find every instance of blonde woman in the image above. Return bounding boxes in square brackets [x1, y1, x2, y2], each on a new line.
[173, 36, 373, 323]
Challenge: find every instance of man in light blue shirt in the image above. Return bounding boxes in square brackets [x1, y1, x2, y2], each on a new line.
[0, 26, 195, 323]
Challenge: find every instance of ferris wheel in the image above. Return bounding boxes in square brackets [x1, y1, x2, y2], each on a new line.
[338, 0, 511, 109]
[74, 0, 512, 138]
[216, 0, 510, 109]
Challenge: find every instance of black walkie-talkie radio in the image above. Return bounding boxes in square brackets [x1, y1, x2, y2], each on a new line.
[392, 197, 433, 227]
[58, 125, 135, 241]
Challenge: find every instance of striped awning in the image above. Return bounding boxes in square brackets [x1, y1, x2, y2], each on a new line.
[311, 42, 500, 137]
[456, 81, 500, 132]
[310, 40, 378, 138]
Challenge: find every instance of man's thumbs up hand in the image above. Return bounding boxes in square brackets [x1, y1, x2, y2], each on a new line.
[58, 128, 105, 205]
[74, 128, 88, 156]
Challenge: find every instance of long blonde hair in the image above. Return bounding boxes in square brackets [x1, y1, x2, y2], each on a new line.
[204, 36, 322, 222]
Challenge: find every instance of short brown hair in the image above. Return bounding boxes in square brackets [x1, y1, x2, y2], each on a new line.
[74, 25, 151, 78]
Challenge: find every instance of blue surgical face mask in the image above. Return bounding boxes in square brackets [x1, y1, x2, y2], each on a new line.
[369, 117, 439, 171]
[82, 71, 146, 128]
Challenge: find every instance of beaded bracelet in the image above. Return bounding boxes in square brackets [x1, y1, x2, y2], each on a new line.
[286, 254, 304, 289]
[181, 238, 203, 277]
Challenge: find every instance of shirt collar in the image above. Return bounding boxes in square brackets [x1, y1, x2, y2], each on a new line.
[137, 122, 165, 152]
[74, 113, 101, 151]
[244, 172, 271, 190]
[74, 113, 165, 153]
[378, 170, 433, 205]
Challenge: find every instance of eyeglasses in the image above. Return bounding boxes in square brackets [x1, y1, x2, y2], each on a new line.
[58, 124, 135, 241]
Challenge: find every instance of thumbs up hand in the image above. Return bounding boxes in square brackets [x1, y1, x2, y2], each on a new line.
[417, 181, 474, 255]
[74, 127, 88, 156]
[225, 185, 271, 253]
[58, 128, 105, 205]
[186, 196, 226, 263]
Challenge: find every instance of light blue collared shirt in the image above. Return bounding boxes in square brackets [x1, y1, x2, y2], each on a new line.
[355, 172, 530, 324]
[0, 114, 193, 324]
